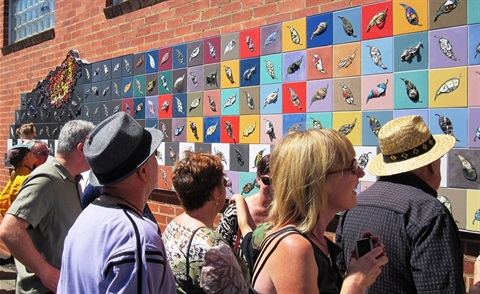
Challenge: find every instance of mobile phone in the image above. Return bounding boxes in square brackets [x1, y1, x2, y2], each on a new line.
[356, 237, 374, 259]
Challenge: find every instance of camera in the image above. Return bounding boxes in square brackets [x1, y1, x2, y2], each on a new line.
[356, 237, 374, 259]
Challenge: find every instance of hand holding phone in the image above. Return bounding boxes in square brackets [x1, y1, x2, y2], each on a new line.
[356, 237, 374, 259]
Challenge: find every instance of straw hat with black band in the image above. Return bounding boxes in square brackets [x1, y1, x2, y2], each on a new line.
[368, 115, 456, 177]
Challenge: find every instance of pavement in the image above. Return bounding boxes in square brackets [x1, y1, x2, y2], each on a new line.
[0, 255, 15, 294]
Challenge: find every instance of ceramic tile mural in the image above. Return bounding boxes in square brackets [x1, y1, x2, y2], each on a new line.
[10, 1, 480, 232]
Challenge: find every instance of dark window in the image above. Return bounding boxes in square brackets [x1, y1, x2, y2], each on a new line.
[104, 0, 167, 19]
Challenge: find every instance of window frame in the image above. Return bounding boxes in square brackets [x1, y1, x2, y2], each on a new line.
[104, 0, 167, 19]
[8, 0, 55, 44]
[2, 0, 56, 55]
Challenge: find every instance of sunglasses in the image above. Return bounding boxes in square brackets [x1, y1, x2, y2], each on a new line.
[222, 175, 232, 187]
[33, 151, 50, 156]
[327, 159, 363, 175]
[260, 176, 272, 186]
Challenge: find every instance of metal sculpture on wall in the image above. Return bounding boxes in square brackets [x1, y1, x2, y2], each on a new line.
[15, 50, 86, 139]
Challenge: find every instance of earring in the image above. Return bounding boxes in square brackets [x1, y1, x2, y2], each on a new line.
[215, 198, 218, 206]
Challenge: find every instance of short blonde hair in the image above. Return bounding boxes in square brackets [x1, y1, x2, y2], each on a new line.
[268, 129, 355, 234]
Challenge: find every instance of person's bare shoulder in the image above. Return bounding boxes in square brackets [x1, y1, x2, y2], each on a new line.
[268, 232, 318, 293]
[270, 232, 315, 270]
[276, 233, 311, 255]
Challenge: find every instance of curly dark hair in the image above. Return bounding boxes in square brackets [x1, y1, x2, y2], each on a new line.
[172, 151, 224, 211]
[8, 148, 29, 169]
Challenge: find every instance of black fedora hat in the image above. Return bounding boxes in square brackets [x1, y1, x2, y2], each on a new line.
[84, 112, 163, 186]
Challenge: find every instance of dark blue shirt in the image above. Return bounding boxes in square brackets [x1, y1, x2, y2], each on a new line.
[336, 172, 465, 293]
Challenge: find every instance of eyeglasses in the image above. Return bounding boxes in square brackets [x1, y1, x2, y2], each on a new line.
[327, 159, 362, 175]
[33, 151, 50, 156]
[260, 176, 272, 186]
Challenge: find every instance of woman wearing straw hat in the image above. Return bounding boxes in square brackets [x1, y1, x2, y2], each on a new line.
[336, 115, 465, 293]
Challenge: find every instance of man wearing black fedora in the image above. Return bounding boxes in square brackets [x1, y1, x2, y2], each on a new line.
[0, 120, 95, 293]
[57, 112, 175, 293]
[336, 115, 465, 293]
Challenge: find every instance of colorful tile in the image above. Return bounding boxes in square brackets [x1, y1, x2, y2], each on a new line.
[393, 0, 428, 34]
[240, 28, 261, 58]
[333, 7, 362, 44]
[204, 36, 221, 64]
[307, 12, 333, 48]
[361, 1, 393, 41]
[282, 18, 306, 52]
[393, 70, 429, 109]
[260, 24, 282, 56]
[429, 67, 467, 108]
[306, 46, 333, 80]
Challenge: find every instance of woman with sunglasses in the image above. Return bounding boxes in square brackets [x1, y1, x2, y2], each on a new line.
[251, 129, 388, 293]
[0, 141, 37, 265]
[1, 141, 37, 217]
[162, 151, 253, 293]
[217, 155, 272, 262]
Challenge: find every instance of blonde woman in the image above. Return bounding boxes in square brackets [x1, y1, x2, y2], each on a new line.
[16, 123, 36, 141]
[252, 129, 388, 293]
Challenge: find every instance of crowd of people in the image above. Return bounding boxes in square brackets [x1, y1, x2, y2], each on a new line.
[0, 114, 479, 293]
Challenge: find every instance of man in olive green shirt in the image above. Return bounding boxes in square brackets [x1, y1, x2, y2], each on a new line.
[0, 120, 94, 293]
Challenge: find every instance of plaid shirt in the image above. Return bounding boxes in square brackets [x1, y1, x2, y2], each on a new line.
[336, 172, 465, 294]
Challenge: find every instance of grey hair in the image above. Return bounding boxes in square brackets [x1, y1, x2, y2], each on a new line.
[57, 120, 95, 154]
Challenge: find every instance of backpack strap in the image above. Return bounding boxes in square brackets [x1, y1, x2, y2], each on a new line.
[251, 226, 301, 287]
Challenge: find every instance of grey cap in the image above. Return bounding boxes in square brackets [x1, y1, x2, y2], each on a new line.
[84, 112, 163, 186]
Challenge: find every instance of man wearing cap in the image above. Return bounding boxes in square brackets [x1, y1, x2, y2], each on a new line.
[336, 115, 465, 293]
[57, 112, 175, 293]
[0, 120, 94, 293]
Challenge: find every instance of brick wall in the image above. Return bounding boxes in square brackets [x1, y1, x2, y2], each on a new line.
[0, 0, 476, 290]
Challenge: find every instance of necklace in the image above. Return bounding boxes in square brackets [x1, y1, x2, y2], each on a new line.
[311, 232, 333, 267]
